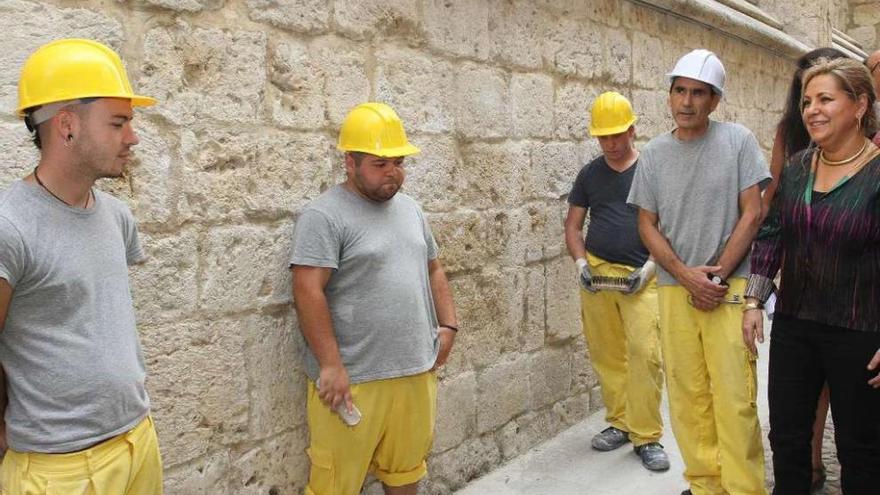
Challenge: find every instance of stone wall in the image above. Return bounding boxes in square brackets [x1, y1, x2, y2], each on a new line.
[0, 1, 797, 493]
[846, 0, 880, 53]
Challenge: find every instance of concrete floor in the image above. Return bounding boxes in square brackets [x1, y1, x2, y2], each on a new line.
[455, 324, 842, 495]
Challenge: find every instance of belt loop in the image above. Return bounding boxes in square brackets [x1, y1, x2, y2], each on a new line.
[21, 452, 30, 474]
[85, 448, 95, 476]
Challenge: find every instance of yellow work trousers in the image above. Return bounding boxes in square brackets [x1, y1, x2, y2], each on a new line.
[0, 416, 163, 495]
[580, 253, 663, 446]
[658, 279, 766, 495]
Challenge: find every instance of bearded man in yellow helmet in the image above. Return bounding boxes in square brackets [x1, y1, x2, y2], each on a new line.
[290, 102, 458, 495]
[563, 92, 668, 472]
[0, 39, 162, 493]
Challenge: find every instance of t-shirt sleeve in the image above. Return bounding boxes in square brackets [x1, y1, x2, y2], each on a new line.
[567, 165, 590, 208]
[0, 217, 25, 288]
[738, 130, 772, 192]
[626, 152, 656, 213]
[421, 210, 439, 261]
[121, 209, 146, 266]
[289, 209, 341, 269]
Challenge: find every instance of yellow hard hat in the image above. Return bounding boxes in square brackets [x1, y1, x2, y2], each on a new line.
[589, 92, 637, 136]
[16, 38, 156, 117]
[337, 102, 420, 157]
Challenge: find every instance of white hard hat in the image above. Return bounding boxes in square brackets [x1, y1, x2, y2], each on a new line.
[667, 49, 726, 96]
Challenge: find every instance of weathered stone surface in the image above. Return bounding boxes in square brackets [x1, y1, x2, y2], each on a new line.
[375, 46, 456, 134]
[604, 26, 632, 85]
[128, 121, 173, 225]
[554, 81, 598, 140]
[453, 64, 510, 139]
[401, 134, 460, 212]
[456, 142, 528, 209]
[553, 391, 591, 426]
[141, 25, 266, 125]
[529, 346, 573, 409]
[429, 210, 505, 274]
[0, 1, 123, 118]
[0, 123, 36, 188]
[476, 354, 531, 433]
[225, 430, 309, 495]
[312, 36, 372, 126]
[130, 229, 199, 325]
[545, 256, 582, 342]
[848, 26, 877, 49]
[199, 224, 291, 312]
[853, 4, 880, 26]
[543, 17, 603, 78]
[488, 0, 545, 70]
[163, 450, 232, 494]
[631, 32, 665, 90]
[632, 88, 671, 140]
[144, 318, 250, 467]
[428, 436, 501, 488]
[138, 0, 223, 13]
[267, 40, 326, 130]
[523, 265, 546, 352]
[334, 0, 420, 40]
[245, 0, 330, 33]
[498, 409, 567, 460]
[527, 141, 581, 200]
[434, 371, 477, 452]
[423, 0, 490, 60]
[510, 73, 554, 139]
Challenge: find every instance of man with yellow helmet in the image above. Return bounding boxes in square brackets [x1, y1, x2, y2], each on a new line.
[290, 102, 458, 495]
[0, 39, 161, 493]
[563, 91, 668, 472]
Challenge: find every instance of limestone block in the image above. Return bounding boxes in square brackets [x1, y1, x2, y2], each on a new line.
[849, 26, 877, 50]
[498, 409, 566, 460]
[453, 64, 510, 139]
[433, 371, 477, 452]
[225, 430, 309, 495]
[542, 17, 603, 79]
[177, 128, 335, 222]
[0, 1, 123, 118]
[127, 121, 173, 225]
[429, 210, 504, 274]
[199, 224, 292, 312]
[0, 123, 36, 189]
[375, 46, 455, 134]
[334, 0, 420, 40]
[267, 40, 326, 130]
[580, 0, 623, 27]
[545, 256, 582, 342]
[554, 81, 598, 140]
[476, 354, 531, 433]
[853, 5, 880, 26]
[143, 319, 250, 467]
[163, 450, 232, 494]
[140, 24, 266, 125]
[428, 436, 501, 488]
[401, 135, 461, 212]
[619, 0, 663, 35]
[604, 26, 632, 85]
[245, 0, 330, 33]
[423, 0, 490, 60]
[456, 141, 528, 209]
[553, 391, 591, 426]
[311, 36, 372, 126]
[631, 32, 665, 89]
[130, 229, 199, 325]
[570, 336, 598, 394]
[529, 346, 573, 409]
[137, 0, 223, 13]
[527, 141, 580, 200]
[244, 313, 306, 438]
[523, 265, 546, 352]
[632, 89, 670, 140]
[487, 0, 545, 70]
[543, 202, 567, 259]
[510, 73, 554, 139]
[589, 384, 604, 412]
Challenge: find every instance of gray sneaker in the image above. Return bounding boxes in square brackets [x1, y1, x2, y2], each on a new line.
[634, 442, 670, 471]
[591, 426, 630, 451]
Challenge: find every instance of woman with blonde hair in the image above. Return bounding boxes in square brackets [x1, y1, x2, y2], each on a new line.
[743, 57, 880, 493]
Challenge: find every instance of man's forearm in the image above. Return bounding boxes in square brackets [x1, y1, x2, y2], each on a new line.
[638, 210, 686, 281]
[428, 261, 457, 326]
[715, 186, 763, 279]
[293, 286, 343, 368]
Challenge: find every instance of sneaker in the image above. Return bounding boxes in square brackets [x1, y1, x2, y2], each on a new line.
[591, 426, 630, 451]
[634, 442, 670, 471]
[681, 491, 692, 495]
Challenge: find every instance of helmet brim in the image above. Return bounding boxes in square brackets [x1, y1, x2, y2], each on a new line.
[338, 143, 421, 157]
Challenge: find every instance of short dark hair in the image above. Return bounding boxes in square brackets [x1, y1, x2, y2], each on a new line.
[348, 151, 367, 166]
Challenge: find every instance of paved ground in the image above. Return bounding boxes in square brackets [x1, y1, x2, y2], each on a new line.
[455, 324, 842, 495]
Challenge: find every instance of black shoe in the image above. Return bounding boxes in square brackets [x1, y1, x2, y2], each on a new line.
[634, 442, 670, 471]
[681, 491, 692, 495]
[590, 426, 630, 451]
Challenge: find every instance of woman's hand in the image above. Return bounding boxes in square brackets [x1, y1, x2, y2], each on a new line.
[867, 349, 880, 388]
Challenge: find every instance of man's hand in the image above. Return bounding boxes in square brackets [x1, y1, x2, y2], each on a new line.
[433, 327, 457, 369]
[575, 258, 597, 292]
[317, 364, 352, 413]
[625, 260, 656, 294]
[742, 307, 764, 355]
[868, 349, 880, 388]
[677, 265, 727, 311]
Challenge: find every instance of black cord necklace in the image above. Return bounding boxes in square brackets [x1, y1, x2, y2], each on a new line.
[33, 166, 90, 208]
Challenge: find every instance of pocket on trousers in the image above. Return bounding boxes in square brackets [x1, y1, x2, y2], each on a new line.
[744, 350, 758, 406]
[306, 447, 335, 495]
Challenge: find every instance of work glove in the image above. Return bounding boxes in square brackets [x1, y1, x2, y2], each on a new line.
[575, 258, 597, 292]
[625, 259, 656, 294]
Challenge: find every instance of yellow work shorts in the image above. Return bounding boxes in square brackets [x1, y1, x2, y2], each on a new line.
[0, 416, 163, 495]
[305, 371, 437, 495]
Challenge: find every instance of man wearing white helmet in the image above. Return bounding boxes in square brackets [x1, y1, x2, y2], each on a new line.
[0, 39, 161, 493]
[290, 102, 457, 495]
[564, 91, 667, 472]
[628, 49, 770, 495]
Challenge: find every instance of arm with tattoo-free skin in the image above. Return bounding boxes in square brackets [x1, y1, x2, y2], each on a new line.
[291, 266, 353, 413]
[428, 259, 457, 368]
[564, 206, 588, 262]
[0, 279, 11, 451]
[714, 184, 764, 282]
[637, 208, 726, 311]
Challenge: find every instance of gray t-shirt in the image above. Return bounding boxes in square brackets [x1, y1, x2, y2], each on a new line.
[627, 120, 771, 285]
[290, 185, 440, 384]
[0, 180, 149, 453]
